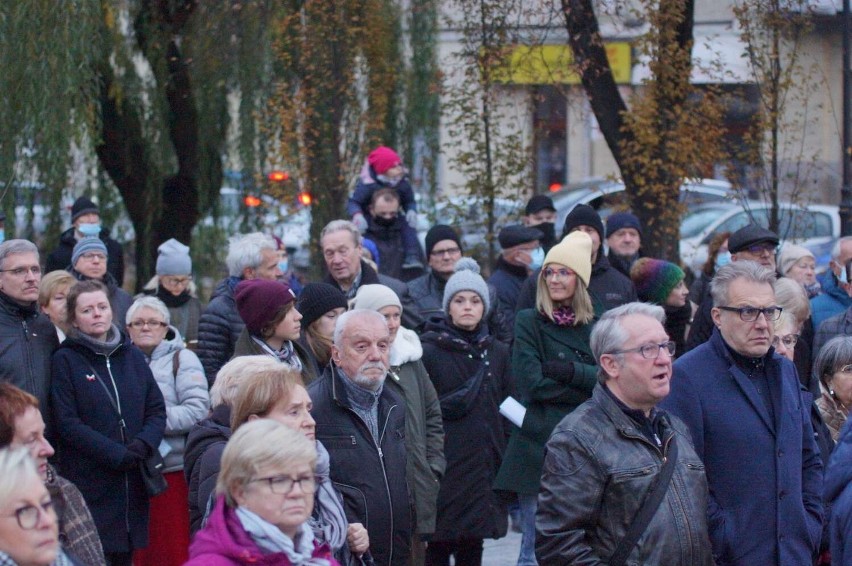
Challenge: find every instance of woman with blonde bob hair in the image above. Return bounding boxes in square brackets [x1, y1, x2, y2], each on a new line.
[494, 230, 601, 566]
[186, 420, 338, 565]
[0, 446, 82, 565]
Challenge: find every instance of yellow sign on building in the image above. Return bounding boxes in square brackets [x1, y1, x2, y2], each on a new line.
[495, 43, 632, 85]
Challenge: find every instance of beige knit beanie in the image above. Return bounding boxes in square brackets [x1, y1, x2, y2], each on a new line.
[543, 231, 593, 286]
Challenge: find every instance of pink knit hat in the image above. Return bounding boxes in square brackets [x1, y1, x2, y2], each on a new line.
[368, 146, 402, 175]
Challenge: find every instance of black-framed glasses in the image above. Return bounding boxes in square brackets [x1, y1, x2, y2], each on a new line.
[129, 320, 168, 329]
[0, 266, 41, 277]
[79, 252, 107, 261]
[5, 500, 55, 530]
[717, 305, 782, 322]
[430, 247, 460, 257]
[610, 341, 676, 360]
[771, 333, 799, 349]
[251, 475, 317, 495]
[742, 243, 777, 256]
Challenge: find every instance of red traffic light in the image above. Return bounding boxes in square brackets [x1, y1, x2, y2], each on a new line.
[244, 195, 262, 207]
[297, 192, 312, 206]
[268, 170, 289, 182]
[548, 183, 562, 192]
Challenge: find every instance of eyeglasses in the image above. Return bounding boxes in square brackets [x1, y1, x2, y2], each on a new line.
[129, 320, 168, 329]
[543, 267, 573, 280]
[5, 500, 55, 530]
[771, 333, 799, 348]
[251, 475, 316, 495]
[742, 243, 777, 256]
[0, 266, 41, 277]
[611, 341, 676, 360]
[430, 247, 460, 257]
[717, 305, 782, 322]
[160, 276, 191, 286]
[80, 252, 106, 261]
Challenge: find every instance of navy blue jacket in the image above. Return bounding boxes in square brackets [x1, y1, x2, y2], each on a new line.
[197, 277, 244, 387]
[51, 331, 166, 553]
[308, 364, 411, 566]
[811, 270, 852, 330]
[825, 419, 852, 566]
[661, 329, 823, 566]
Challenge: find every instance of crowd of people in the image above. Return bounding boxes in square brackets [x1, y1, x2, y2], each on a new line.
[2, 146, 852, 566]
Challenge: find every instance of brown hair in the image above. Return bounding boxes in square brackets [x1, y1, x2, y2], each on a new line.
[370, 187, 400, 207]
[229, 364, 304, 431]
[0, 383, 39, 448]
[258, 302, 296, 341]
[66, 279, 109, 326]
[305, 322, 333, 367]
[702, 231, 731, 277]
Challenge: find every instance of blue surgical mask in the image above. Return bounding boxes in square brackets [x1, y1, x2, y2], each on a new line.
[0, 229, 5, 244]
[715, 251, 731, 270]
[78, 223, 101, 237]
[839, 266, 849, 285]
[528, 247, 545, 271]
[278, 259, 289, 274]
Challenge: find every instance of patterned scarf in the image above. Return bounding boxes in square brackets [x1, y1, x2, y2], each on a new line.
[236, 506, 331, 565]
[0, 549, 75, 566]
[550, 305, 576, 326]
[251, 337, 303, 371]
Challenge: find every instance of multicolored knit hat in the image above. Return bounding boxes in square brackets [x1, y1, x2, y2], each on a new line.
[630, 257, 685, 305]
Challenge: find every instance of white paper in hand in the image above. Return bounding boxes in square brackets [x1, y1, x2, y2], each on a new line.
[499, 396, 526, 428]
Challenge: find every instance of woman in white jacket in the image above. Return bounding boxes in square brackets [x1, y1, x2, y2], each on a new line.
[126, 296, 209, 566]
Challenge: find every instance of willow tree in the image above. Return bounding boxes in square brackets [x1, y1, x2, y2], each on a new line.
[0, 1, 287, 288]
[561, 0, 725, 260]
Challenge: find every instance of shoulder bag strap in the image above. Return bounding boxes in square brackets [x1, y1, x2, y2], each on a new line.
[84, 361, 128, 442]
[609, 436, 679, 566]
[172, 349, 181, 379]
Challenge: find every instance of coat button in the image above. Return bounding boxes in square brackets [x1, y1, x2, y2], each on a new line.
[557, 352, 565, 359]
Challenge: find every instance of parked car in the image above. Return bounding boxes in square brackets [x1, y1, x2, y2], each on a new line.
[680, 201, 840, 275]
[550, 177, 738, 232]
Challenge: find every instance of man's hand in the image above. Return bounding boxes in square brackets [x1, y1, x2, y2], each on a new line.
[352, 213, 368, 233]
[347, 522, 369, 554]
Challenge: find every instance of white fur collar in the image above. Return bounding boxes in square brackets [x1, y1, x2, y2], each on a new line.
[390, 326, 423, 366]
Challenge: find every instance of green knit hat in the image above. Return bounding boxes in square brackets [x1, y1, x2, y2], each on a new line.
[630, 257, 684, 305]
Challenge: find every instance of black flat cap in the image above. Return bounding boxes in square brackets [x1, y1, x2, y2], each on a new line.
[498, 224, 543, 249]
[728, 223, 779, 254]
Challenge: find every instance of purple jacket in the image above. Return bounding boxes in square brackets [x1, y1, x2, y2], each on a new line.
[186, 495, 338, 566]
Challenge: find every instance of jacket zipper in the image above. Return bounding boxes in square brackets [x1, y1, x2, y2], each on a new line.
[104, 355, 131, 536]
[21, 319, 35, 395]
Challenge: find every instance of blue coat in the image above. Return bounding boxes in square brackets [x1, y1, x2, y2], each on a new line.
[51, 331, 166, 553]
[811, 270, 852, 329]
[825, 419, 852, 566]
[661, 329, 823, 566]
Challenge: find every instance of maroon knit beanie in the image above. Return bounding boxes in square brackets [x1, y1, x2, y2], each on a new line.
[235, 279, 296, 336]
[368, 146, 402, 175]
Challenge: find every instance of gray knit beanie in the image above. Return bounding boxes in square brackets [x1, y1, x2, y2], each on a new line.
[442, 258, 490, 313]
[156, 238, 192, 276]
[71, 237, 108, 267]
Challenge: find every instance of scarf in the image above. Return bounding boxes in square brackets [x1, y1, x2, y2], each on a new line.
[804, 281, 822, 299]
[69, 323, 123, 356]
[309, 441, 348, 551]
[0, 549, 75, 566]
[550, 305, 577, 326]
[236, 506, 331, 566]
[251, 337, 303, 371]
[156, 285, 192, 308]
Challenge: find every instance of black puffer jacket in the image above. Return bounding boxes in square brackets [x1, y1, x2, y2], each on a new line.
[196, 277, 245, 387]
[46, 226, 125, 286]
[419, 317, 512, 542]
[184, 404, 231, 535]
[308, 364, 411, 566]
[408, 270, 511, 342]
[537, 384, 714, 565]
[0, 292, 58, 415]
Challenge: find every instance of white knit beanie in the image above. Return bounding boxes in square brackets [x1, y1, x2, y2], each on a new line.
[442, 258, 490, 313]
[350, 284, 402, 313]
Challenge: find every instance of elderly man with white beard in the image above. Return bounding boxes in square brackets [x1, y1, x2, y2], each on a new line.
[307, 309, 412, 566]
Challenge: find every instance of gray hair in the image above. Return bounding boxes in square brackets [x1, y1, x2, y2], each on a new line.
[831, 236, 852, 261]
[225, 233, 277, 277]
[216, 419, 316, 508]
[773, 278, 810, 326]
[814, 335, 852, 390]
[710, 261, 776, 307]
[0, 446, 39, 505]
[321, 220, 361, 248]
[210, 355, 281, 408]
[333, 309, 388, 348]
[126, 296, 170, 326]
[0, 239, 38, 270]
[590, 302, 666, 384]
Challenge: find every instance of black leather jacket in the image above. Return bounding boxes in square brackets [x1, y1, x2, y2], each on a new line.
[536, 384, 714, 565]
[308, 364, 411, 566]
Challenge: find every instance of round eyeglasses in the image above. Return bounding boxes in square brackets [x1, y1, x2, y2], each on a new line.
[5, 500, 55, 530]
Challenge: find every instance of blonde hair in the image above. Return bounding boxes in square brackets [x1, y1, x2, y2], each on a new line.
[305, 323, 333, 367]
[0, 446, 40, 505]
[216, 419, 316, 508]
[773, 277, 810, 326]
[229, 364, 304, 430]
[38, 270, 75, 309]
[210, 356, 280, 408]
[535, 270, 595, 325]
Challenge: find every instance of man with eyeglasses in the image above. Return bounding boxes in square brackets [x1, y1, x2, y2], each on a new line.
[686, 223, 781, 352]
[67, 236, 133, 328]
[407, 225, 511, 341]
[662, 262, 823, 566]
[536, 302, 713, 564]
[0, 240, 59, 421]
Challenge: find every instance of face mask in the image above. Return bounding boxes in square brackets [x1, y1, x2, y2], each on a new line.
[374, 215, 397, 227]
[78, 223, 101, 237]
[715, 251, 731, 270]
[839, 266, 849, 285]
[278, 259, 289, 274]
[528, 247, 545, 271]
[377, 173, 404, 187]
[0, 229, 5, 244]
